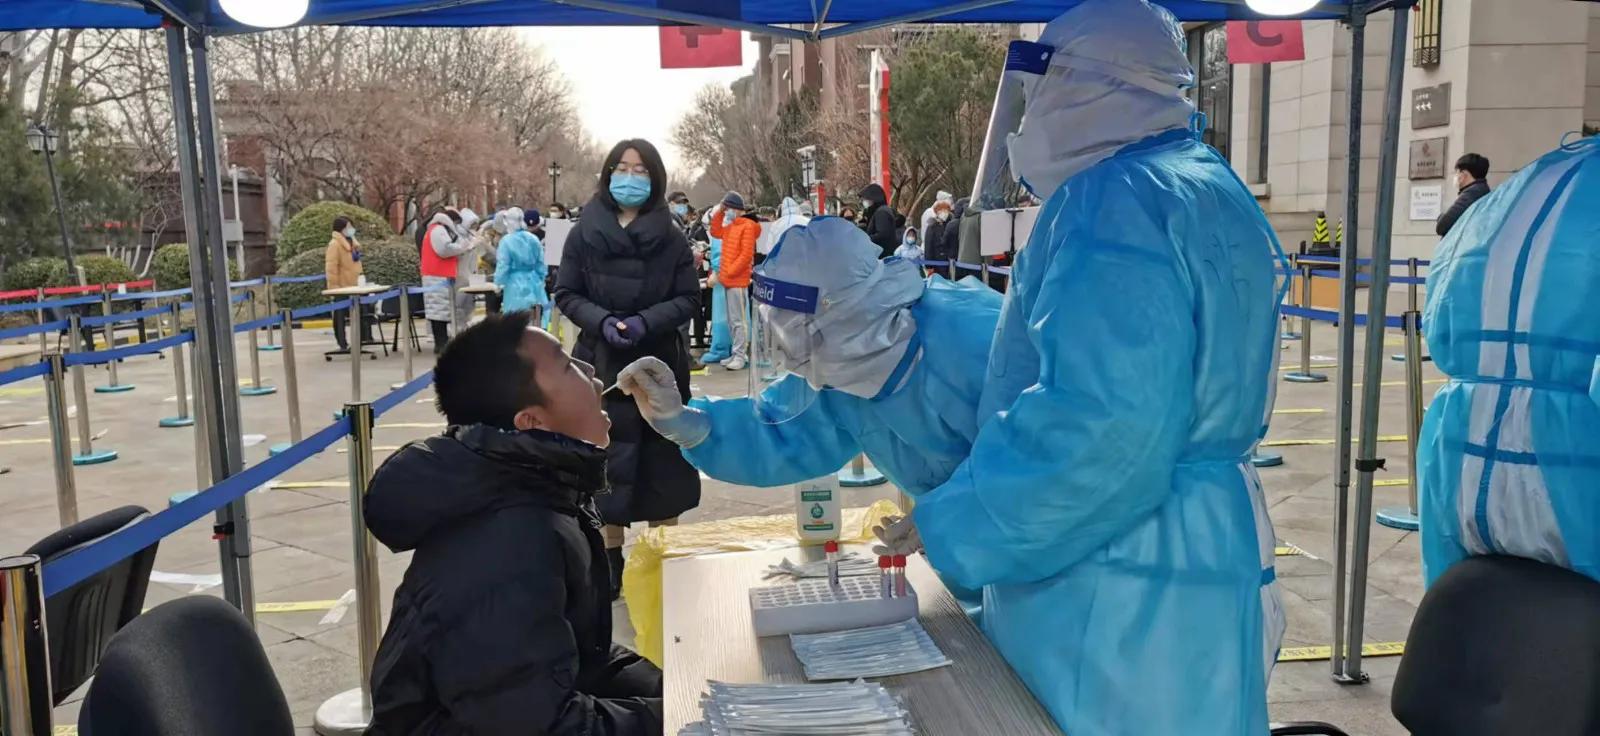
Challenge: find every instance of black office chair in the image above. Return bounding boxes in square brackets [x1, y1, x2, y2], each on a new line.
[78, 596, 294, 736]
[25, 505, 157, 706]
[1392, 555, 1600, 735]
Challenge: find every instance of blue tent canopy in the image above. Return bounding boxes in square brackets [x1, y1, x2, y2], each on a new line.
[0, 0, 1380, 37]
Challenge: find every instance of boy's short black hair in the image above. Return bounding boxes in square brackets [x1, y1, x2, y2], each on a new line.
[332, 216, 351, 233]
[434, 312, 544, 430]
[1456, 153, 1490, 181]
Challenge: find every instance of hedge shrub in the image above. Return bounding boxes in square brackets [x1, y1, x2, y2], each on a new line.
[1, 257, 68, 292]
[273, 249, 328, 311]
[149, 243, 240, 290]
[76, 255, 135, 288]
[274, 240, 420, 311]
[277, 202, 393, 262]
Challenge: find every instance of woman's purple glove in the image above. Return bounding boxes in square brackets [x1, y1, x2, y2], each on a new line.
[602, 316, 634, 349]
[619, 316, 647, 341]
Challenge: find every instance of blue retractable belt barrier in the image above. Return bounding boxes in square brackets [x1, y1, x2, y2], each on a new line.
[407, 284, 446, 295]
[1281, 304, 1405, 329]
[920, 260, 950, 268]
[0, 361, 49, 387]
[233, 315, 280, 333]
[41, 416, 353, 598]
[62, 332, 191, 368]
[229, 278, 266, 288]
[0, 294, 104, 315]
[80, 303, 170, 328]
[230, 291, 251, 304]
[374, 370, 434, 417]
[273, 274, 328, 284]
[954, 261, 983, 272]
[291, 299, 353, 320]
[990, 266, 1012, 276]
[360, 288, 402, 306]
[0, 320, 69, 341]
[114, 287, 192, 301]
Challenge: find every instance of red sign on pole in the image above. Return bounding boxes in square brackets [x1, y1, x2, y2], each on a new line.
[659, 26, 743, 69]
[1226, 21, 1306, 64]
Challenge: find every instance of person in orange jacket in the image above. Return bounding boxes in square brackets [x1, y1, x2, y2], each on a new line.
[709, 191, 760, 371]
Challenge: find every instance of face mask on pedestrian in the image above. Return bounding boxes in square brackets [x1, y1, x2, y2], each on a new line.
[937, 211, 950, 222]
[861, 199, 871, 210]
[671, 202, 688, 217]
[609, 173, 652, 208]
[343, 226, 356, 239]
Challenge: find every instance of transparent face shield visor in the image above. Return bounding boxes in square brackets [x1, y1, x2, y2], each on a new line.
[969, 40, 1053, 216]
[750, 272, 824, 425]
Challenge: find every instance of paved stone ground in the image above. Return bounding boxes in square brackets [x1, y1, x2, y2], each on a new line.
[0, 315, 1433, 734]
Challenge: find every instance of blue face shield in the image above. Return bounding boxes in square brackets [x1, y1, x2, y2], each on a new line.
[610, 173, 651, 208]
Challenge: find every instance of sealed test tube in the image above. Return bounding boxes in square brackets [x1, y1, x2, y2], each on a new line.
[879, 555, 892, 598]
[824, 540, 840, 589]
[894, 555, 908, 597]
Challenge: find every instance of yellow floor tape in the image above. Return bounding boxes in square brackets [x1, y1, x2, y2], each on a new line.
[1262, 434, 1407, 448]
[56, 726, 76, 735]
[1278, 641, 1405, 663]
[268, 480, 349, 490]
[1272, 408, 1326, 415]
[1274, 545, 1304, 557]
[255, 599, 341, 614]
[1279, 363, 1340, 371]
[1375, 478, 1409, 487]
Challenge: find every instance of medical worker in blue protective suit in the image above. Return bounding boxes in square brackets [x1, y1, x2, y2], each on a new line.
[1418, 135, 1600, 586]
[617, 214, 1002, 505]
[701, 210, 733, 366]
[916, 0, 1285, 732]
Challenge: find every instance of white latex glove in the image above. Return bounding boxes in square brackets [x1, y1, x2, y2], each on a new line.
[871, 515, 922, 557]
[617, 357, 710, 448]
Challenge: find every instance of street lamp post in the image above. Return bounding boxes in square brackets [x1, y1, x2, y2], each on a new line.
[26, 123, 79, 283]
[547, 162, 563, 206]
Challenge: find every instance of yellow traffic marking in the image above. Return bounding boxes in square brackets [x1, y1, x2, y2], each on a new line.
[255, 599, 342, 614]
[269, 480, 349, 490]
[377, 422, 443, 429]
[1278, 641, 1405, 663]
[0, 438, 50, 446]
[1355, 378, 1447, 389]
[1273, 408, 1325, 415]
[0, 386, 43, 397]
[1274, 546, 1303, 557]
[1279, 363, 1339, 371]
[1262, 435, 1408, 448]
[55, 727, 77, 736]
[1375, 478, 1408, 487]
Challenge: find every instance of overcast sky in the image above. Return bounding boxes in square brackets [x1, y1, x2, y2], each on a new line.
[518, 27, 760, 176]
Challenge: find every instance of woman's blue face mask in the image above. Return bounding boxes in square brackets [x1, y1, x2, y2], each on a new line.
[610, 173, 652, 208]
[671, 203, 688, 217]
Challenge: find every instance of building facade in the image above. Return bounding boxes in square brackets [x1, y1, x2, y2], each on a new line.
[1209, 0, 1600, 260]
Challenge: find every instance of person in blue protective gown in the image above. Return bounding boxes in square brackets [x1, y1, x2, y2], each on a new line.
[700, 210, 733, 366]
[909, 0, 1286, 732]
[1418, 135, 1600, 586]
[618, 214, 1002, 507]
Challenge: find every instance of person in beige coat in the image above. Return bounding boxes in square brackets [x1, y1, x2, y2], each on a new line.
[325, 215, 371, 352]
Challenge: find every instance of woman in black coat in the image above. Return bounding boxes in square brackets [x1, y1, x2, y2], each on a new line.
[859, 183, 900, 258]
[554, 139, 702, 595]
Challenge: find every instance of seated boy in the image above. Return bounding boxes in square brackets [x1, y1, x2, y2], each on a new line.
[365, 311, 662, 735]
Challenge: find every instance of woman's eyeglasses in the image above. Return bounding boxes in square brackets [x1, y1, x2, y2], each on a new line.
[613, 163, 650, 176]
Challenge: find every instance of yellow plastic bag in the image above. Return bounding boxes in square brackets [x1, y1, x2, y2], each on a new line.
[622, 500, 902, 667]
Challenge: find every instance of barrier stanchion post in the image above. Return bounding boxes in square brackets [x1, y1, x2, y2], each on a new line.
[448, 280, 462, 338]
[314, 402, 382, 736]
[160, 304, 195, 429]
[1391, 258, 1422, 362]
[349, 299, 364, 401]
[261, 276, 281, 351]
[67, 315, 117, 466]
[270, 310, 305, 458]
[35, 287, 48, 352]
[1377, 310, 1424, 531]
[391, 290, 413, 391]
[190, 342, 211, 490]
[1281, 254, 1302, 340]
[1284, 263, 1328, 383]
[94, 291, 135, 394]
[241, 291, 276, 397]
[0, 554, 53, 736]
[837, 453, 886, 487]
[44, 353, 80, 526]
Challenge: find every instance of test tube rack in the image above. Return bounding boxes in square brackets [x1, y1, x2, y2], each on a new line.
[749, 575, 919, 637]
